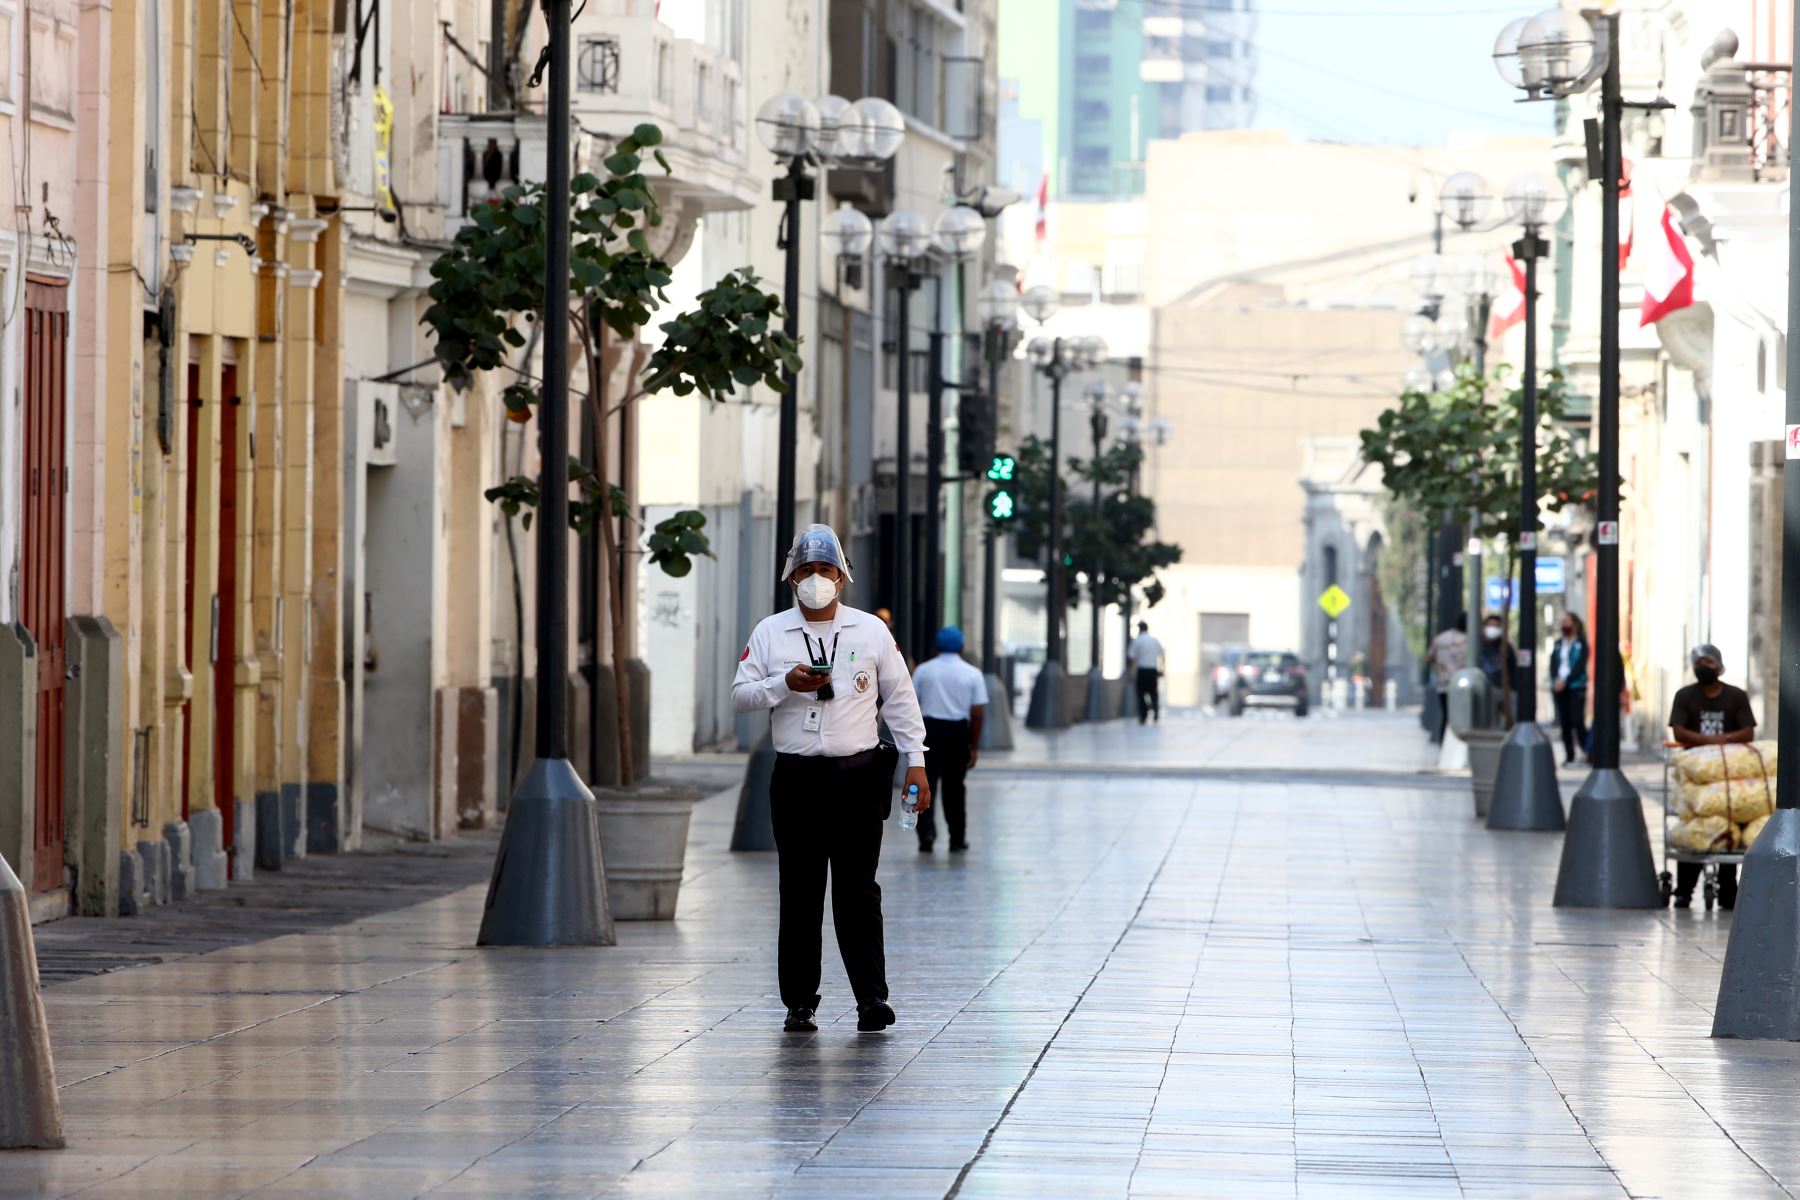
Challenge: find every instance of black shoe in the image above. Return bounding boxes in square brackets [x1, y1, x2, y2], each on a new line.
[783, 1005, 818, 1032]
[950, 841, 969, 853]
[918, 841, 934, 853]
[1673, 893, 1692, 909]
[857, 1001, 896, 1032]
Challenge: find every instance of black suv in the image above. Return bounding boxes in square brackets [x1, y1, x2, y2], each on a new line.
[1226, 651, 1309, 717]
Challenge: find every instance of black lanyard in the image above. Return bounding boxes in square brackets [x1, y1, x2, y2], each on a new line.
[803, 630, 839, 669]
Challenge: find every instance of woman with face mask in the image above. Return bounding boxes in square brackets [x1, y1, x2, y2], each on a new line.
[733, 524, 931, 1033]
[1667, 643, 1756, 909]
[1475, 614, 1517, 718]
[1549, 613, 1590, 767]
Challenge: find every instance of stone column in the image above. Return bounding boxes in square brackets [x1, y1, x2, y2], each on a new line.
[305, 218, 347, 850]
[281, 212, 321, 860]
[251, 227, 288, 869]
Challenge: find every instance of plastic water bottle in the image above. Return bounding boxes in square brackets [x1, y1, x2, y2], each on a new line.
[899, 784, 920, 832]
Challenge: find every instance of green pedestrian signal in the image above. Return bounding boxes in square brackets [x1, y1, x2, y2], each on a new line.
[986, 454, 1016, 483]
[988, 489, 1016, 522]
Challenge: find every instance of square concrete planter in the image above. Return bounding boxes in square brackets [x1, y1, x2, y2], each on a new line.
[592, 783, 699, 921]
[1465, 728, 1508, 820]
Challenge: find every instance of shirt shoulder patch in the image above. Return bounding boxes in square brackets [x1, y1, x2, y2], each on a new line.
[740, 646, 750, 662]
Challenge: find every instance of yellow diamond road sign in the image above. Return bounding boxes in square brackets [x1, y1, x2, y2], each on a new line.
[1317, 584, 1352, 620]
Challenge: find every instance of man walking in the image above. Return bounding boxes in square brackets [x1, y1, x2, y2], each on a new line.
[1128, 621, 1165, 723]
[733, 525, 930, 1033]
[910, 627, 985, 854]
[1428, 613, 1468, 743]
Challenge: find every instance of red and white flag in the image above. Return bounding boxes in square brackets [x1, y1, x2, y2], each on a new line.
[1618, 158, 1635, 269]
[1033, 172, 1048, 244]
[1489, 253, 1528, 342]
[1639, 202, 1695, 326]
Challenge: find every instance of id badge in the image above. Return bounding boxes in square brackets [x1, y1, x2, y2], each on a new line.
[803, 705, 822, 733]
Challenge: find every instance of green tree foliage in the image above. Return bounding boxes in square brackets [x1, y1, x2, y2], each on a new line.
[1358, 364, 1599, 541]
[421, 122, 801, 785]
[1008, 435, 1182, 611]
[421, 122, 800, 575]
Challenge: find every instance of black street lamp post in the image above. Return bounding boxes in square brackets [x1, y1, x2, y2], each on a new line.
[878, 211, 935, 663]
[731, 93, 905, 854]
[477, 0, 610, 946]
[1489, 176, 1564, 831]
[1496, 6, 1661, 904]
[1020, 287, 1103, 730]
[1713, 0, 1800, 1038]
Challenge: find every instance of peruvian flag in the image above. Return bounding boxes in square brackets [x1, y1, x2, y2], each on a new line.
[1033, 173, 1049, 244]
[1489, 253, 1527, 342]
[1639, 203, 1696, 326]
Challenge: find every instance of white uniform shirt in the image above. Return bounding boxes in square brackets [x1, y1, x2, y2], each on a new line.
[1128, 634, 1165, 671]
[911, 652, 987, 721]
[733, 603, 928, 766]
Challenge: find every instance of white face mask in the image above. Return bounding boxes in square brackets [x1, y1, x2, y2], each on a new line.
[1483, 626, 1502, 641]
[794, 574, 838, 611]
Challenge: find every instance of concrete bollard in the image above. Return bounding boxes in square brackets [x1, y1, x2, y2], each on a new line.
[0, 851, 63, 1148]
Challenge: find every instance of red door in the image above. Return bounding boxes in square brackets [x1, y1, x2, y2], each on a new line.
[214, 370, 238, 865]
[22, 279, 68, 890]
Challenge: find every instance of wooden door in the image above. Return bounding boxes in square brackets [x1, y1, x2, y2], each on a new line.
[214, 370, 238, 865]
[22, 278, 68, 889]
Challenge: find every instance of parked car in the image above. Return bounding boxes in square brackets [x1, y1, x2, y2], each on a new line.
[1210, 646, 1249, 704]
[1226, 650, 1309, 717]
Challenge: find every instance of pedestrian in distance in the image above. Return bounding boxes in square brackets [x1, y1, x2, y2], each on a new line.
[1549, 612, 1590, 767]
[1428, 612, 1468, 743]
[732, 524, 931, 1033]
[1476, 612, 1518, 721]
[1128, 621, 1165, 724]
[1667, 642, 1754, 910]
[910, 627, 985, 854]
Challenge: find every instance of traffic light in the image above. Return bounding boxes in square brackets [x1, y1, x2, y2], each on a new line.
[958, 390, 995, 476]
[986, 454, 1016, 483]
[988, 488, 1016, 523]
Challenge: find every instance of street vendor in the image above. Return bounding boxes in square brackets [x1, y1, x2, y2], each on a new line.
[1667, 642, 1755, 910]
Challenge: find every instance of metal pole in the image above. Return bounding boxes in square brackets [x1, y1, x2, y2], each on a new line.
[1712, 0, 1800, 1033]
[1089, 406, 1104, 671]
[1421, 511, 1436, 730]
[1488, 231, 1562, 831]
[1046, 347, 1064, 670]
[982, 328, 1001, 674]
[1122, 453, 1138, 673]
[1553, 17, 1659, 903]
[477, 0, 613, 945]
[896, 275, 914, 662]
[1517, 240, 1540, 724]
[927, 327, 944, 645]
[772, 156, 805, 612]
[1591, 50, 1623, 775]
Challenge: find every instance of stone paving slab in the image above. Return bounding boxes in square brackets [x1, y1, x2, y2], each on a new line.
[6, 713, 1797, 1197]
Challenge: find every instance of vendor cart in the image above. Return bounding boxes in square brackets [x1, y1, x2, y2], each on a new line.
[1659, 740, 1746, 911]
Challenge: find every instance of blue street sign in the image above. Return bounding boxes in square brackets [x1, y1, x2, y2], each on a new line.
[1485, 578, 1513, 612]
[1536, 556, 1566, 594]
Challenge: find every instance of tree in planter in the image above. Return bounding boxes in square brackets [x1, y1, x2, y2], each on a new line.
[424, 123, 800, 787]
[1359, 364, 1600, 716]
[1010, 434, 1182, 631]
[1066, 442, 1183, 621]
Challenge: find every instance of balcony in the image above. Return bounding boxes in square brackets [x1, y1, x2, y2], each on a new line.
[436, 2, 756, 239]
[569, 5, 758, 216]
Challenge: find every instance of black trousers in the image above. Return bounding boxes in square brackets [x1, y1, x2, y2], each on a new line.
[1553, 687, 1589, 763]
[1676, 861, 1737, 903]
[770, 752, 889, 1009]
[1136, 668, 1160, 723]
[917, 717, 971, 848]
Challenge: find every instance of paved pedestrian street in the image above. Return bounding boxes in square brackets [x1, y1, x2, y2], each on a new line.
[10, 712, 1800, 1198]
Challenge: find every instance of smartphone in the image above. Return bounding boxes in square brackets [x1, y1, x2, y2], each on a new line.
[806, 665, 832, 675]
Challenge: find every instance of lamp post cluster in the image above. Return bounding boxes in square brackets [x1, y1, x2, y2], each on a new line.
[1018, 284, 1107, 731]
[1490, 6, 1665, 905]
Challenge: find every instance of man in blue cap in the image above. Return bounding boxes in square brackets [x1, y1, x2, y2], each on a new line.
[909, 626, 986, 853]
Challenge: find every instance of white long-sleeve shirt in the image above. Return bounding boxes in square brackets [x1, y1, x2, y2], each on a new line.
[733, 603, 928, 767]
